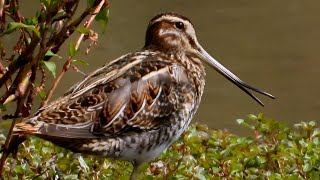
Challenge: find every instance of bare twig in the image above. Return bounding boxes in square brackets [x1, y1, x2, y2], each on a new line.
[71, 64, 87, 76]
[0, 0, 109, 176]
[0, 35, 40, 90]
[41, 0, 107, 107]
[0, 61, 11, 91]
[0, 1, 63, 174]
[35, 66, 46, 95]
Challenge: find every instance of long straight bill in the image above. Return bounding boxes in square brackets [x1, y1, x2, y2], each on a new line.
[196, 46, 275, 106]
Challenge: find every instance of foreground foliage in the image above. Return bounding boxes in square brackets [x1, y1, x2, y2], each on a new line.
[0, 114, 319, 179]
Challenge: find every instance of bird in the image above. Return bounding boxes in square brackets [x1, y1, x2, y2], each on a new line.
[12, 12, 274, 179]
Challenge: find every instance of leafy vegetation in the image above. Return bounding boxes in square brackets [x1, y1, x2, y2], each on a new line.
[0, 0, 109, 174]
[1, 114, 319, 179]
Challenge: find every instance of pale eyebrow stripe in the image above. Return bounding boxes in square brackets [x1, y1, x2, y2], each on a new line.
[151, 16, 190, 26]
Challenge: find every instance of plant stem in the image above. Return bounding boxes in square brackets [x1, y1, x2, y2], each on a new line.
[41, 0, 107, 107]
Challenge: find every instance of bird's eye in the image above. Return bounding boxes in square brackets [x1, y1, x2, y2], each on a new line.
[175, 22, 184, 30]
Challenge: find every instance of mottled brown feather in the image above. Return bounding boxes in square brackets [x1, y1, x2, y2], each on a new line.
[14, 51, 199, 140]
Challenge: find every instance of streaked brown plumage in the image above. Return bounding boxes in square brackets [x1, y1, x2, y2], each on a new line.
[13, 12, 274, 179]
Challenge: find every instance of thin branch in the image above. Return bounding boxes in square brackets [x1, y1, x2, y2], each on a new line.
[0, 1, 64, 174]
[43, 0, 85, 61]
[0, 35, 40, 90]
[71, 64, 86, 76]
[0, 0, 109, 176]
[0, 60, 11, 90]
[41, 0, 107, 107]
[0, 96, 25, 176]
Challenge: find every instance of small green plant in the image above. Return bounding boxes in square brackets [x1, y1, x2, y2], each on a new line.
[1, 114, 319, 179]
[0, 0, 109, 174]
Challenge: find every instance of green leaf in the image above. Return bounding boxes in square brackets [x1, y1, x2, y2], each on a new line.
[248, 114, 258, 121]
[303, 163, 312, 172]
[42, 146, 51, 154]
[0, 103, 6, 111]
[57, 157, 71, 171]
[25, 17, 38, 25]
[14, 165, 24, 174]
[52, 10, 66, 22]
[236, 119, 254, 129]
[236, 119, 244, 124]
[42, 0, 59, 11]
[309, 170, 320, 180]
[78, 155, 89, 171]
[40, 0, 49, 8]
[39, 90, 47, 100]
[75, 27, 91, 34]
[45, 50, 62, 58]
[69, 42, 76, 57]
[4, 22, 41, 38]
[95, 8, 109, 33]
[43, 61, 56, 78]
[312, 129, 320, 138]
[73, 59, 89, 66]
[211, 166, 220, 173]
[64, 175, 78, 180]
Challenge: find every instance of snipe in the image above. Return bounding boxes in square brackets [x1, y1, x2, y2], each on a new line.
[13, 12, 274, 179]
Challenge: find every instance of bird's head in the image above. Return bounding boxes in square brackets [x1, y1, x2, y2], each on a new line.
[144, 12, 275, 106]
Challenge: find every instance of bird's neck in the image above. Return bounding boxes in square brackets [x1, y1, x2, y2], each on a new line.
[182, 53, 206, 101]
[142, 47, 206, 100]
[166, 50, 206, 101]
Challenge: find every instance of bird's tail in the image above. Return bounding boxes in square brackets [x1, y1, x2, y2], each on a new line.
[13, 121, 42, 135]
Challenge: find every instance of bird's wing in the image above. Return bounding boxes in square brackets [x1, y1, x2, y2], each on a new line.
[14, 51, 194, 139]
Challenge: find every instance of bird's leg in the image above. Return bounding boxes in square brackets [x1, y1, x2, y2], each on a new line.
[130, 161, 141, 180]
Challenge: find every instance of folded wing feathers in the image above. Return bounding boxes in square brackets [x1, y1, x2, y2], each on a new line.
[14, 53, 188, 139]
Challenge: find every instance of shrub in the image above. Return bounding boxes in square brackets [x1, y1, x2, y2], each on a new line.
[1, 114, 319, 179]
